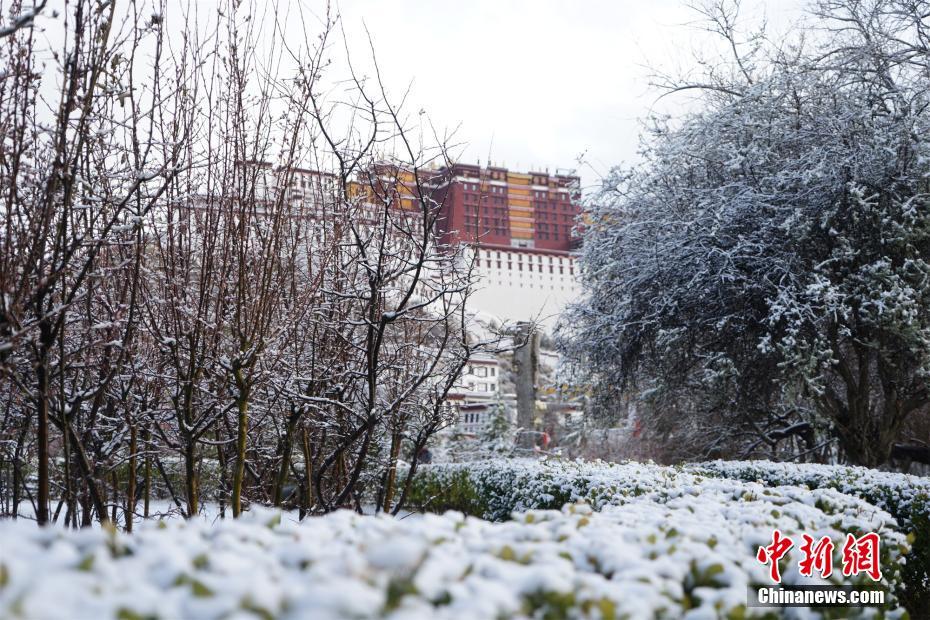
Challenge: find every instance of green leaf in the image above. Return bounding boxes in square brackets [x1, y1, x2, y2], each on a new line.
[116, 608, 156, 620]
[174, 574, 214, 598]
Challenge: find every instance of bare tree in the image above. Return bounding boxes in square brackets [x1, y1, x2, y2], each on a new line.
[0, 0, 488, 526]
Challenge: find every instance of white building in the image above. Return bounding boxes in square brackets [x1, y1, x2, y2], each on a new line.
[449, 352, 503, 435]
[465, 246, 581, 332]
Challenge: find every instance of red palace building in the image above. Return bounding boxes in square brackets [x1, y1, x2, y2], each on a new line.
[430, 163, 582, 252]
[429, 163, 584, 331]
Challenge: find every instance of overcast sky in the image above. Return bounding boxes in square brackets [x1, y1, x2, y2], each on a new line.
[332, 0, 808, 189]
[30, 0, 808, 189]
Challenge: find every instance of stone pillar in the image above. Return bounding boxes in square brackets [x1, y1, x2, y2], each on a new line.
[513, 321, 538, 434]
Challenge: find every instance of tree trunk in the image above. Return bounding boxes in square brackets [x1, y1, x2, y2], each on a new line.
[110, 470, 118, 523]
[231, 370, 250, 518]
[126, 425, 137, 532]
[11, 417, 28, 518]
[381, 432, 402, 514]
[301, 427, 313, 517]
[11, 455, 20, 519]
[60, 418, 108, 525]
[273, 413, 299, 506]
[183, 440, 199, 518]
[143, 428, 151, 519]
[834, 415, 893, 468]
[61, 405, 75, 527]
[513, 322, 538, 446]
[214, 429, 227, 519]
[392, 434, 427, 516]
[35, 322, 52, 525]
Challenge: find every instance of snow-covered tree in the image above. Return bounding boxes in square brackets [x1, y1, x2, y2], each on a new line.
[560, 0, 930, 466]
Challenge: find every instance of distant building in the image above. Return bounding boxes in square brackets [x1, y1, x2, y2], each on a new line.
[456, 352, 501, 397]
[235, 160, 584, 435]
[431, 163, 581, 251]
[461, 246, 581, 332]
[430, 164, 583, 331]
[455, 401, 498, 436]
[446, 352, 503, 436]
[245, 161, 338, 209]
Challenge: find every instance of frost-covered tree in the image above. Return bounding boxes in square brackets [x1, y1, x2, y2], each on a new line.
[560, 0, 930, 467]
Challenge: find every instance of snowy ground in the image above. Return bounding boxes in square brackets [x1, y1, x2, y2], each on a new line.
[8, 499, 413, 529]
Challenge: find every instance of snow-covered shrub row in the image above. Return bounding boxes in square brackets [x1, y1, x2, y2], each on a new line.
[691, 460, 930, 523]
[408, 459, 916, 611]
[0, 501, 908, 620]
[691, 460, 930, 616]
[409, 458, 901, 525]
[408, 458, 688, 520]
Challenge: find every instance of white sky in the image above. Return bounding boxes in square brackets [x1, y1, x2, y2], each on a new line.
[333, 0, 808, 189]
[28, 0, 808, 189]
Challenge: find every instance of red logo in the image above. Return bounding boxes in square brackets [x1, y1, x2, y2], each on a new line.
[757, 529, 794, 583]
[842, 533, 882, 581]
[756, 530, 882, 583]
[798, 534, 834, 578]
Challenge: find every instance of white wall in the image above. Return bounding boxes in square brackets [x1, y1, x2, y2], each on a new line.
[466, 247, 580, 332]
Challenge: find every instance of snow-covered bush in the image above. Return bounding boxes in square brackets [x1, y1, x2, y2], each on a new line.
[692, 460, 930, 616]
[409, 459, 688, 520]
[692, 461, 930, 525]
[0, 501, 909, 620]
[410, 458, 917, 615]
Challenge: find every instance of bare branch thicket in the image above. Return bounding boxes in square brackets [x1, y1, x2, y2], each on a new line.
[0, 0, 495, 526]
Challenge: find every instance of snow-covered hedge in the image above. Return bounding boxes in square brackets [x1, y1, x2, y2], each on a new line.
[0, 501, 908, 620]
[409, 458, 917, 527]
[408, 459, 688, 520]
[409, 459, 914, 615]
[691, 460, 930, 616]
[691, 460, 930, 526]
[0, 459, 920, 618]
